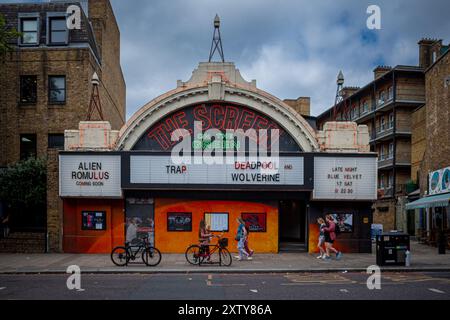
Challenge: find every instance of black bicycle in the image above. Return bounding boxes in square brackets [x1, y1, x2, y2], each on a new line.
[185, 234, 232, 266]
[111, 236, 161, 267]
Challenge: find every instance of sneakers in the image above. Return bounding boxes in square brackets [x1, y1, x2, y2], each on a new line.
[247, 257, 253, 261]
[322, 255, 331, 260]
[234, 255, 240, 259]
[316, 254, 323, 259]
[336, 252, 343, 260]
[248, 250, 254, 257]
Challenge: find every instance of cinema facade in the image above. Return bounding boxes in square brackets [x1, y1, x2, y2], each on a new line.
[59, 62, 377, 254]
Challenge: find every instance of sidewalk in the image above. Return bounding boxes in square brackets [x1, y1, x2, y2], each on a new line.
[0, 241, 449, 274]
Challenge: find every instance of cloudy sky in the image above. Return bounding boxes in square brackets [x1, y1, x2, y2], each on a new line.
[108, 0, 449, 119]
[3, 0, 449, 119]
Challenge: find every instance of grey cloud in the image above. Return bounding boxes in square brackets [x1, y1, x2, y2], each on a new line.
[3, 0, 444, 118]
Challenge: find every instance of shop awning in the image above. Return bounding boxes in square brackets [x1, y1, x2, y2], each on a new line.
[406, 193, 450, 210]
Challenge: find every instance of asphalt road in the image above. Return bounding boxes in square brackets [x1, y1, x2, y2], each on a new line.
[1, 272, 450, 300]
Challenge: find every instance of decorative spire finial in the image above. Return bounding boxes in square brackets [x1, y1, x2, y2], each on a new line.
[208, 14, 225, 62]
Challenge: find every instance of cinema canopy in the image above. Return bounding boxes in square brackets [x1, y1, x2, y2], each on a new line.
[59, 62, 377, 254]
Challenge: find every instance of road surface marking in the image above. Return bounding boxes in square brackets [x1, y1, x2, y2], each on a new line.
[340, 289, 349, 293]
[428, 288, 445, 294]
[250, 289, 258, 293]
[0, 287, 6, 290]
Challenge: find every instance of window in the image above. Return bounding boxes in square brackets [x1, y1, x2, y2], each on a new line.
[204, 212, 229, 232]
[362, 100, 369, 114]
[378, 91, 385, 105]
[389, 113, 394, 128]
[48, 17, 68, 45]
[20, 134, 37, 160]
[48, 134, 65, 150]
[389, 142, 394, 158]
[20, 75, 37, 104]
[388, 173, 393, 188]
[20, 17, 39, 45]
[379, 145, 385, 160]
[380, 117, 386, 131]
[379, 174, 385, 189]
[388, 86, 393, 100]
[48, 76, 66, 103]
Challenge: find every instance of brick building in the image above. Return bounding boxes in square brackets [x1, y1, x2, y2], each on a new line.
[406, 39, 450, 244]
[316, 46, 429, 232]
[0, 0, 125, 240]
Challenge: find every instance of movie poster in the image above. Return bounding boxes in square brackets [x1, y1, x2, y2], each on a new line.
[125, 198, 155, 246]
[332, 213, 353, 233]
[242, 213, 267, 232]
[167, 212, 192, 231]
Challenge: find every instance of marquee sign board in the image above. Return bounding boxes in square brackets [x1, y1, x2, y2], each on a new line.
[59, 154, 122, 197]
[128, 155, 305, 187]
[132, 103, 302, 152]
[313, 157, 377, 200]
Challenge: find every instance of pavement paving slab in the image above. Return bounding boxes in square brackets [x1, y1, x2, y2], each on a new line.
[0, 241, 449, 274]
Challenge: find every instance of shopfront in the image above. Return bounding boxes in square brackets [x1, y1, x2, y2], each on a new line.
[59, 62, 377, 254]
[406, 166, 450, 246]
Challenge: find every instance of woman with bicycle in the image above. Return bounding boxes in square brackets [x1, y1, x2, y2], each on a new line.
[199, 220, 213, 258]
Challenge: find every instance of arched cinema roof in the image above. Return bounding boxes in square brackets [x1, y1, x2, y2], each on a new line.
[116, 62, 319, 152]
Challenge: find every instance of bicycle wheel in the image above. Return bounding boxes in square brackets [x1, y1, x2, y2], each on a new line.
[219, 248, 232, 266]
[185, 245, 202, 265]
[111, 246, 129, 266]
[142, 247, 162, 266]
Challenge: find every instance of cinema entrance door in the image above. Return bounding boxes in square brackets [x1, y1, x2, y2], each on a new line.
[279, 199, 308, 251]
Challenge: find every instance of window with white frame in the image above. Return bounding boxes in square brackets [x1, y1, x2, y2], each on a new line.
[389, 113, 394, 128]
[379, 145, 385, 160]
[19, 16, 39, 45]
[362, 100, 369, 114]
[388, 172, 393, 188]
[47, 15, 68, 45]
[378, 91, 385, 105]
[389, 142, 394, 159]
[379, 174, 385, 189]
[388, 86, 393, 100]
[380, 117, 386, 131]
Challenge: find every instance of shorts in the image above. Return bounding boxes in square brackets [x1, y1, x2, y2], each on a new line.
[318, 235, 325, 244]
[324, 234, 334, 244]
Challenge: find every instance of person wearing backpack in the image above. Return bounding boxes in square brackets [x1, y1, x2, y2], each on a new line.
[322, 214, 343, 260]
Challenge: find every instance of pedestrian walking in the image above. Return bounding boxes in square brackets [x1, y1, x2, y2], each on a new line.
[235, 217, 251, 261]
[316, 217, 326, 259]
[322, 214, 342, 260]
[1, 213, 10, 239]
[243, 224, 254, 258]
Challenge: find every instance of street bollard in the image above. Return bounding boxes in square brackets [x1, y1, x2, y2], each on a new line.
[405, 250, 411, 267]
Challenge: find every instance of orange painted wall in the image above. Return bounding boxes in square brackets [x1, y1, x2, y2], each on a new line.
[63, 199, 125, 253]
[154, 199, 279, 253]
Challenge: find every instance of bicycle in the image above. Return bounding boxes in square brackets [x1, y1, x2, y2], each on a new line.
[111, 236, 162, 267]
[185, 234, 232, 266]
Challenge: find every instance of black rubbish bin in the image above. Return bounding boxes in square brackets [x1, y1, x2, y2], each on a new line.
[438, 231, 446, 254]
[376, 232, 410, 266]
